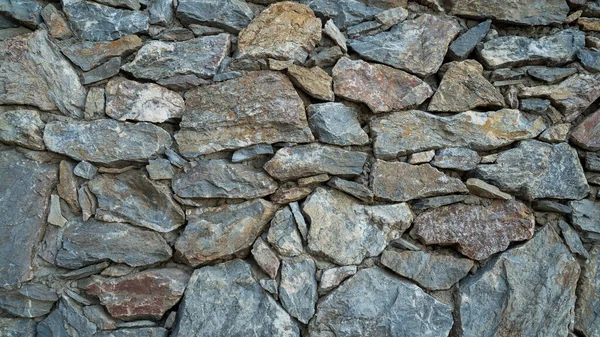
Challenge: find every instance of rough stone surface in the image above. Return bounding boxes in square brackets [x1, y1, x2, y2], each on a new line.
[371, 109, 545, 159]
[175, 199, 278, 266]
[279, 257, 317, 324]
[0, 149, 56, 287]
[319, 266, 357, 293]
[429, 60, 504, 112]
[61, 35, 142, 72]
[307, 102, 368, 146]
[176, 0, 254, 33]
[55, 218, 172, 269]
[146, 158, 174, 180]
[172, 159, 277, 199]
[94, 327, 169, 337]
[348, 14, 460, 77]
[411, 200, 535, 260]
[450, 0, 569, 25]
[0, 30, 86, 117]
[81, 56, 121, 85]
[122, 34, 231, 81]
[36, 296, 98, 337]
[570, 199, 600, 235]
[572, 108, 600, 150]
[172, 259, 299, 337]
[0, 0, 42, 28]
[232, 144, 274, 163]
[303, 187, 413, 265]
[0, 318, 36, 337]
[474, 140, 589, 200]
[251, 237, 280, 278]
[264, 144, 368, 181]
[558, 220, 589, 259]
[381, 249, 474, 290]
[448, 19, 491, 60]
[299, 0, 392, 29]
[176, 71, 313, 157]
[287, 65, 334, 101]
[89, 170, 184, 232]
[237, 2, 321, 63]
[466, 178, 512, 200]
[40, 4, 71, 39]
[309, 267, 453, 337]
[576, 245, 600, 337]
[431, 148, 480, 171]
[86, 268, 189, 321]
[527, 66, 578, 84]
[105, 77, 184, 123]
[458, 225, 580, 337]
[328, 177, 374, 203]
[43, 119, 172, 164]
[0, 109, 45, 150]
[370, 160, 467, 202]
[267, 206, 304, 257]
[332, 57, 433, 113]
[0, 283, 58, 318]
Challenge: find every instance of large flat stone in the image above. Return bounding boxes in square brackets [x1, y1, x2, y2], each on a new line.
[172, 159, 278, 199]
[450, 0, 569, 25]
[171, 259, 299, 337]
[303, 187, 413, 265]
[121, 34, 231, 81]
[55, 218, 172, 269]
[332, 57, 433, 113]
[175, 71, 313, 157]
[576, 245, 600, 337]
[43, 119, 172, 164]
[474, 140, 589, 200]
[89, 171, 184, 232]
[348, 14, 460, 77]
[0, 149, 57, 287]
[0, 30, 86, 118]
[309, 267, 453, 337]
[175, 199, 278, 266]
[0, 109, 45, 150]
[279, 258, 317, 324]
[411, 200, 535, 260]
[264, 143, 367, 181]
[370, 160, 468, 202]
[176, 0, 254, 33]
[371, 109, 545, 159]
[458, 225, 579, 337]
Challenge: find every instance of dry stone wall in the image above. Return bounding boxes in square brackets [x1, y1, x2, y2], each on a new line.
[1, 0, 600, 336]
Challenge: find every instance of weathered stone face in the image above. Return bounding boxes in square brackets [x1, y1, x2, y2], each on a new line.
[86, 268, 190, 321]
[172, 260, 299, 337]
[449, 0, 569, 25]
[237, 2, 321, 63]
[371, 109, 545, 159]
[458, 225, 579, 337]
[0, 109, 45, 150]
[572, 108, 600, 151]
[0, 30, 86, 118]
[576, 245, 600, 337]
[332, 57, 433, 113]
[175, 71, 313, 157]
[569, 199, 600, 236]
[411, 200, 535, 260]
[279, 258, 317, 323]
[61, 35, 142, 72]
[309, 267, 453, 337]
[176, 0, 254, 33]
[307, 102, 369, 146]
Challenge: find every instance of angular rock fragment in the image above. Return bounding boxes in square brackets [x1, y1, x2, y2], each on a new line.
[0, 149, 57, 287]
[412, 195, 466, 210]
[85, 87, 106, 120]
[323, 19, 346, 52]
[558, 220, 589, 259]
[95, 328, 169, 337]
[267, 206, 304, 257]
[78, 185, 96, 221]
[348, 14, 460, 77]
[55, 218, 172, 269]
[450, 0, 569, 25]
[176, 0, 254, 32]
[381, 249, 474, 290]
[370, 160, 467, 202]
[371, 109, 545, 159]
[0, 283, 58, 318]
[172, 159, 277, 199]
[81, 56, 121, 85]
[44, 119, 172, 164]
[448, 19, 491, 60]
[466, 178, 511, 200]
[520, 73, 600, 121]
[474, 140, 589, 200]
[62, 0, 148, 41]
[61, 35, 142, 72]
[527, 66, 578, 83]
[579, 48, 600, 72]
[270, 186, 313, 204]
[539, 123, 570, 143]
[0, 30, 86, 117]
[576, 245, 600, 337]
[176, 71, 313, 157]
[572, 108, 600, 150]
[175, 199, 278, 266]
[428, 60, 504, 112]
[48, 194, 67, 227]
[105, 77, 184, 123]
[319, 266, 357, 293]
[307, 102, 369, 146]
[89, 171, 184, 232]
[279, 258, 317, 324]
[332, 57, 433, 113]
[36, 296, 98, 337]
[287, 65, 334, 101]
[57, 160, 79, 213]
[237, 1, 321, 63]
[408, 150, 435, 164]
[251, 238, 280, 278]
[328, 177, 374, 203]
[86, 268, 189, 321]
[40, 4, 71, 39]
[303, 187, 413, 265]
[0, 318, 36, 336]
[145, 158, 173, 180]
[148, 0, 174, 25]
[122, 34, 230, 81]
[431, 148, 480, 171]
[0, 109, 45, 150]
[478, 30, 585, 68]
[74, 161, 97, 179]
[570, 199, 600, 235]
[61, 261, 110, 280]
[0, 0, 42, 28]
[264, 144, 367, 181]
[458, 225, 579, 337]
[172, 260, 299, 337]
[299, 0, 391, 29]
[310, 267, 453, 337]
[532, 200, 572, 214]
[411, 199, 535, 260]
[232, 144, 274, 163]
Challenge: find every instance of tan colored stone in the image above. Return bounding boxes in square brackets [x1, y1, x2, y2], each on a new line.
[61, 35, 142, 71]
[578, 17, 600, 31]
[287, 65, 334, 101]
[572, 109, 600, 150]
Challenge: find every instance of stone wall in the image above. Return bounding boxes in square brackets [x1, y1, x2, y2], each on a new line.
[0, 0, 599, 336]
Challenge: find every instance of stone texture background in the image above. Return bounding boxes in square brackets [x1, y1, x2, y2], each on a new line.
[1, 0, 600, 336]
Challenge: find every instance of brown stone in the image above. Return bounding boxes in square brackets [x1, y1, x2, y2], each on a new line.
[251, 238, 280, 279]
[58, 161, 80, 212]
[287, 65, 334, 101]
[578, 17, 600, 31]
[238, 1, 321, 63]
[411, 200, 535, 260]
[61, 35, 142, 72]
[86, 268, 190, 321]
[428, 60, 504, 112]
[332, 57, 433, 113]
[41, 4, 72, 39]
[571, 109, 600, 150]
[270, 186, 313, 204]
